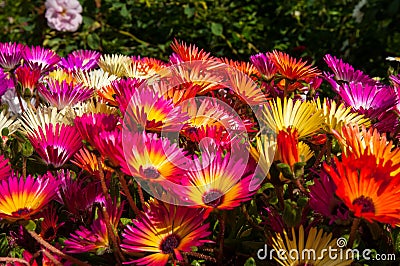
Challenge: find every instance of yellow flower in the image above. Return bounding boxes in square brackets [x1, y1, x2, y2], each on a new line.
[263, 97, 324, 138]
[272, 225, 352, 266]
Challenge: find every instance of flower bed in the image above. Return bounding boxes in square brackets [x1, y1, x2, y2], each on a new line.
[0, 39, 399, 265]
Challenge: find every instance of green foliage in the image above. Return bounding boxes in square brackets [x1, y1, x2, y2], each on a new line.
[0, 0, 399, 76]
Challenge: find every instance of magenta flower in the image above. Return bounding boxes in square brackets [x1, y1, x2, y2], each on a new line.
[337, 82, 398, 132]
[323, 54, 377, 91]
[56, 170, 103, 219]
[27, 123, 82, 168]
[38, 79, 93, 109]
[309, 170, 349, 224]
[23, 45, 60, 73]
[123, 87, 189, 132]
[0, 172, 59, 222]
[74, 113, 120, 147]
[121, 199, 211, 265]
[250, 52, 278, 80]
[0, 155, 11, 180]
[59, 50, 101, 71]
[64, 217, 110, 254]
[45, 0, 83, 32]
[0, 42, 24, 71]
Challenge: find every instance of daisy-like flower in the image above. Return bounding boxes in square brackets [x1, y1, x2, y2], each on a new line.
[65, 200, 121, 254]
[64, 217, 110, 254]
[227, 70, 267, 105]
[71, 147, 113, 177]
[250, 52, 278, 80]
[15, 65, 41, 95]
[123, 87, 189, 131]
[335, 124, 400, 176]
[40, 204, 64, 241]
[181, 97, 239, 134]
[74, 112, 119, 146]
[26, 123, 82, 168]
[124, 56, 164, 80]
[337, 82, 397, 118]
[315, 97, 370, 135]
[323, 54, 376, 91]
[178, 151, 256, 216]
[19, 105, 68, 136]
[268, 50, 321, 93]
[151, 80, 200, 105]
[98, 53, 131, 77]
[56, 170, 103, 219]
[0, 42, 24, 71]
[0, 155, 11, 180]
[263, 97, 324, 138]
[0, 172, 59, 222]
[121, 198, 211, 266]
[74, 68, 119, 92]
[121, 132, 188, 184]
[169, 39, 213, 63]
[271, 225, 352, 266]
[324, 154, 400, 226]
[309, 169, 349, 224]
[91, 128, 127, 168]
[59, 50, 101, 71]
[108, 78, 144, 112]
[38, 79, 93, 110]
[165, 60, 225, 94]
[217, 57, 259, 78]
[22, 45, 60, 73]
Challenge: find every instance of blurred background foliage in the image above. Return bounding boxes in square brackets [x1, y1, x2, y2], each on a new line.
[0, 0, 399, 77]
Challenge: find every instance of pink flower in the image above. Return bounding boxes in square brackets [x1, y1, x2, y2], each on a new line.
[45, 0, 83, 32]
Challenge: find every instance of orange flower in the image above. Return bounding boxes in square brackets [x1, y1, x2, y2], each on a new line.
[335, 124, 400, 176]
[276, 127, 299, 170]
[325, 154, 400, 226]
[268, 50, 321, 92]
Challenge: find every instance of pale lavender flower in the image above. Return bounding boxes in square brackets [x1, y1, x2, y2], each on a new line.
[45, 0, 83, 32]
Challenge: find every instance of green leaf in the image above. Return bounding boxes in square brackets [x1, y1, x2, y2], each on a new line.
[0, 233, 9, 256]
[23, 220, 37, 231]
[1, 127, 9, 137]
[276, 163, 293, 180]
[191, 260, 202, 266]
[21, 141, 33, 157]
[244, 257, 256, 266]
[211, 22, 223, 36]
[120, 4, 131, 19]
[87, 33, 101, 50]
[184, 5, 195, 18]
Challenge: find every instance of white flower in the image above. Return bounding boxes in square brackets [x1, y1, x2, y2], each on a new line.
[45, 0, 83, 32]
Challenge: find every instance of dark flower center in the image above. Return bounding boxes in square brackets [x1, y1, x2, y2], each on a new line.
[12, 208, 31, 217]
[143, 166, 160, 179]
[202, 190, 224, 208]
[160, 234, 180, 254]
[43, 227, 56, 241]
[352, 195, 375, 213]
